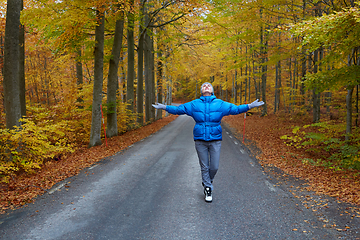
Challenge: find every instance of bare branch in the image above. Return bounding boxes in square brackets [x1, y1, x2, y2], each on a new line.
[149, 13, 186, 28]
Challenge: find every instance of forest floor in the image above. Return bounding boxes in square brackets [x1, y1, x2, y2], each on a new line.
[0, 109, 359, 221]
[223, 111, 360, 207]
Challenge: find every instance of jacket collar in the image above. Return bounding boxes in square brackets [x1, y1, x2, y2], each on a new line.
[200, 95, 216, 103]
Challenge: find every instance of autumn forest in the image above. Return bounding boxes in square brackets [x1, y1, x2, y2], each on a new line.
[0, 0, 360, 210]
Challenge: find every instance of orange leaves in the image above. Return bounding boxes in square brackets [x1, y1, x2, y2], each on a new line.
[223, 113, 360, 206]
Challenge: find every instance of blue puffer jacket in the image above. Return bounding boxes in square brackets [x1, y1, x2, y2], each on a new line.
[166, 95, 249, 141]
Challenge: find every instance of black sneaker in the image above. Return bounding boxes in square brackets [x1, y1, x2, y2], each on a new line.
[204, 187, 212, 202]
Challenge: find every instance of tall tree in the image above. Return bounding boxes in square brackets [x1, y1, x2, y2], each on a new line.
[150, 33, 156, 120]
[144, 3, 152, 123]
[156, 27, 164, 120]
[260, 20, 268, 116]
[89, 8, 105, 148]
[141, 0, 194, 121]
[75, 48, 84, 106]
[3, 0, 22, 129]
[107, 7, 125, 137]
[19, 0, 25, 117]
[126, 0, 135, 113]
[312, 49, 320, 123]
[312, 2, 322, 123]
[137, 1, 145, 125]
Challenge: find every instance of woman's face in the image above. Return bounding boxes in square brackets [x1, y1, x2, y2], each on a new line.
[202, 84, 212, 96]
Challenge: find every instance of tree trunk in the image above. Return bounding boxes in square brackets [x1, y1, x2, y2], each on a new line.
[76, 49, 83, 86]
[346, 87, 354, 141]
[252, 56, 259, 100]
[43, 56, 50, 106]
[234, 70, 238, 104]
[292, 57, 297, 112]
[195, 80, 198, 99]
[156, 28, 163, 120]
[248, 71, 251, 102]
[165, 48, 172, 116]
[107, 9, 124, 138]
[259, 7, 268, 116]
[137, 3, 145, 125]
[137, 35, 144, 124]
[143, 0, 154, 123]
[126, 0, 135, 113]
[76, 48, 84, 107]
[144, 26, 152, 123]
[19, 0, 26, 117]
[356, 85, 359, 127]
[274, 61, 281, 113]
[240, 68, 243, 104]
[3, 0, 22, 129]
[288, 58, 292, 112]
[88, 8, 105, 148]
[226, 75, 228, 102]
[233, 80, 237, 102]
[261, 60, 269, 116]
[239, 81, 242, 104]
[300, 47, 306, 106]
[344, 48, 358, 139]
[312, 50, 320, 123]
[0, 35, 4, 75]
[164, 47, 172, 117]
[312, 3, 322, 122]
[244, 46, 248, 103]
[150, 35, 156, 120]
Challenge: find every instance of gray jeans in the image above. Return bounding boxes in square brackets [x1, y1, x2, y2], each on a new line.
[195, 140, 222, 190]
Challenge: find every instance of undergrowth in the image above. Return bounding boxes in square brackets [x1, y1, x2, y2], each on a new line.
[281, 121, 360, 171]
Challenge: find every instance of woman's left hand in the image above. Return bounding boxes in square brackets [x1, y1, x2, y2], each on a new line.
[248, 99, 264, 109]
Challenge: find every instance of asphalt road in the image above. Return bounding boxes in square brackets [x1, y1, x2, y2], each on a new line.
[0, 115, 354, 239]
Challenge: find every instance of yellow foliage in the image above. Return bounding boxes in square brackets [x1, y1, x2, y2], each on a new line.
[0, 119, 75, 182]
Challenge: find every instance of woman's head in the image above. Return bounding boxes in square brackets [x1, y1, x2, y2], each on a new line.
[201, 82, 214, 96]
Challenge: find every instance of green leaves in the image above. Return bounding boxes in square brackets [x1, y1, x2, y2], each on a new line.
[291, 8, 360, 54]
[280, 121, 360, 170]
[304, 65, 360, 93]
[289, 6, 360, 95]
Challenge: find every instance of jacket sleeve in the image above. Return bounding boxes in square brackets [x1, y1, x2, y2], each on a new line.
[222, 102, 249, 116]
[166, 102, 194, 117]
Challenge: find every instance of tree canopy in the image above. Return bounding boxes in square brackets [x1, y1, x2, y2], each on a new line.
[0, 0, 359, 182]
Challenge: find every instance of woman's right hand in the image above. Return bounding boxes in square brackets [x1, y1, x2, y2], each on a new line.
[152, 103, 167, 110]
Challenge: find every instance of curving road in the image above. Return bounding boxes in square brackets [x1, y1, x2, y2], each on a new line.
[0, 115, 348, 239]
